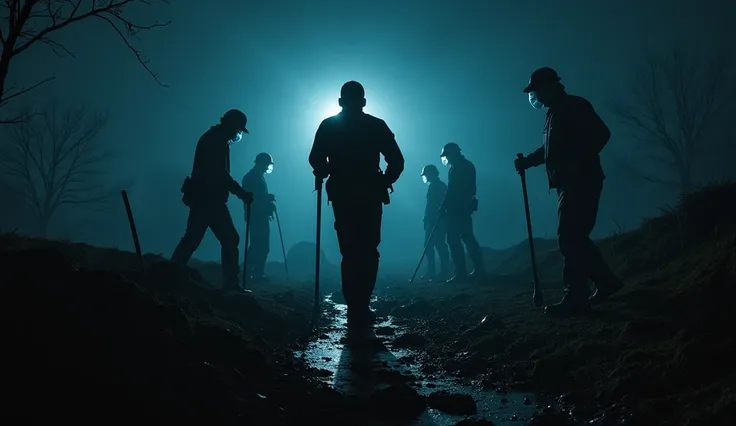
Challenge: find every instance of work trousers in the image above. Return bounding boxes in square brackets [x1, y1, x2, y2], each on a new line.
[446, 212, 484, 276]
[331, 199, 383, 310]
[557, 181, 616, 295]
[246, 215, 271, 277]
[172, 203, 240, 288]
[424, 218, 449, 275]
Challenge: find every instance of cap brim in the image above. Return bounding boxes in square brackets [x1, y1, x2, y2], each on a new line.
[523, 85, 533, 93]
[242, 127, 249, 134]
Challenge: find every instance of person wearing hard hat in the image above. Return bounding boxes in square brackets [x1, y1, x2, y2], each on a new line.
[241, 152, 277, 283]
[439, 142, 487, 283]
[172, 109, 253, 292]
[420, 164, 451, 282]
[514, 67, 622, 316]
[309, 81, 405, 333]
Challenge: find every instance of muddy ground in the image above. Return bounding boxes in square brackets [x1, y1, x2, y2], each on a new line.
[366, 183, 736, 425]
[1, 183, 734, 425]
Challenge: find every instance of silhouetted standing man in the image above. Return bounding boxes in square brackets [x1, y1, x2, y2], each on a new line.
[172, 109, 253, 291]
[514, 67, 623, 316]
[440, 142, 486, 283]
[420, 164, 450, 281]
[242, 152, 276, 283]
[309, 81, 405, 330]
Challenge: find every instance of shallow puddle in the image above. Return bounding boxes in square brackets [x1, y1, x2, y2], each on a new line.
[295, 295, 545, 425]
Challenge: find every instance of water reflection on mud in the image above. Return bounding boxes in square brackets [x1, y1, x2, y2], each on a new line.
[295, 296, 544, 425]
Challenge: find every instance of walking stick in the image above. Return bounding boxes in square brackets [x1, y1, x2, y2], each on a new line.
[121, 190, 145, 276]
[242, 201, 252, 289]
[274, 207, 289, 277]
[314, 177, 323, 310]
[409, 208, 444, 284]
[517, 153, 543, 307]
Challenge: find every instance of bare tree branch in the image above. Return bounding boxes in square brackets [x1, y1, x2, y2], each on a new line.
[0, 104, 117, 237]
[0, 0, 170, 122]
[608, 48, 734, 194]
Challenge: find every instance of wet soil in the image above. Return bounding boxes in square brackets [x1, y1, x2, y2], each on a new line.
[2, 182, 735, 425]
[367, 233, 736, 425]
[299, 296, 544, 425]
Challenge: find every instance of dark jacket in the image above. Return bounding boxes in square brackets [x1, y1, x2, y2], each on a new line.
[527, 93, 611, 189]
[189, 125, 245, 204]
[309, 111, 405, 203]
[242, 169, 274, 220]
[445, 156, 476, 215]
[424, 179, 447, 229]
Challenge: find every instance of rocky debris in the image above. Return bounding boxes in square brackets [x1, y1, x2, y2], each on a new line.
[375, 325, 395, 335]
[392, 332, 430, 349]
[372, 299, 401, 316]
[427, 390, 477, 415]
[462, 314, 505, 336]
[370, 383, 427, 419]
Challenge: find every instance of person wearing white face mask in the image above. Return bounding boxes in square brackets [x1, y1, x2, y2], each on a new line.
[420, 165, 451, 282]
[439, 142, 487, 283]
[514, 67, 622, 317]
[242, 152, 277, 283]
[172, 109, 254, 292]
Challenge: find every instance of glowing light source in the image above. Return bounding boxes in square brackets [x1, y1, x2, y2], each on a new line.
[321, 102, 342, 119]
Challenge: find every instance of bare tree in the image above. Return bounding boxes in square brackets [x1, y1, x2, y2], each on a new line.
[0, 105, 115, 237]
[610, 49, 734, 194]
[0, 1, 170, 123]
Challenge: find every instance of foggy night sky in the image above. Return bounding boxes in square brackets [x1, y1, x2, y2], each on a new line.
[6, 0, 735, 266]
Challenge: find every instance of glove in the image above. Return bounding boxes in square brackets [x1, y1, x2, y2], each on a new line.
[514, 156, 530, 173]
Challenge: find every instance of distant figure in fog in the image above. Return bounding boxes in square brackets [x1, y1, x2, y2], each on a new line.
[514, 67, 622, 316]
[440, 142, 487, 283]
[420, 164, 451, 282]
[241, 152, 276, 283]
[309, 81, 405, 332]
[172, 109, 253, 292]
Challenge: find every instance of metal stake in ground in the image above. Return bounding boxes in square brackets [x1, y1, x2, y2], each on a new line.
[242, 201, 252, 290]
[274, 207, 289, 278]
[517, 153, 543, 307]
[314, 177, 323, 311]
[121, 190, 145, 276]
[409, 207, 445, 284]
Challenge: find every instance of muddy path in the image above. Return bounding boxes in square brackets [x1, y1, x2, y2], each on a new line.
[299, 288, 554, 425]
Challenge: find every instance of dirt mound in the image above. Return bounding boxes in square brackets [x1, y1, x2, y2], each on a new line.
[0, 239, 369, 425]
[374, 181, 736, 425]
[484, 181, 736, 287]
[285, 241, 340, 282]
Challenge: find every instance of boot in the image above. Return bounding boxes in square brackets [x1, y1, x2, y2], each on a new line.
[590, 277, 624, 304]
[222, 278, 250, 294]
[544, 289, 591, 316]
[446, 271, 468, 284]
[434, 269, 452, 282]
